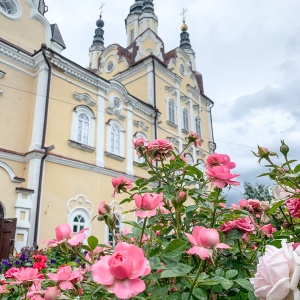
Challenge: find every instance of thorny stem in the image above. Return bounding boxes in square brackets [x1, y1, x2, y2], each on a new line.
[237, 240, 251, 277]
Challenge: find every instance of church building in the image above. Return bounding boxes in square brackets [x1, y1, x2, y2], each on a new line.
[0, 0, 216, 252]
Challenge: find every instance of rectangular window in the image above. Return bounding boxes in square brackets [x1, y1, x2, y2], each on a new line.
[130, 29, 134, 44]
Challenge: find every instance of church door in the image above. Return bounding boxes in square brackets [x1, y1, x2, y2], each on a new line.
[0, 218, 17, 260]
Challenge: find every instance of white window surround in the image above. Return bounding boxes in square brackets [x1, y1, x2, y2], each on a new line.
[167, 99, 176, 125]
[106, 119, 125, 159]
[185, 153, 194, 165]
[133, 132, 148, 164]
[105, 212, 123, 247]
[70, 105, 95, 151]
[68, 208, 91, 237]
[195, 116, 201, 136]
[0, 0, 22, 19]
[182, 108, 190, 132]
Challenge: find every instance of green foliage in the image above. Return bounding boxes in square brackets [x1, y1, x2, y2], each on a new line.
[243, 182, 272, 201]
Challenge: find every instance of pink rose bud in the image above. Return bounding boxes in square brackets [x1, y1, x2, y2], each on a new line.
[239, 199, 248, 208]
[45, 286, 61, 300]
[55, 224, 72, 241]
[98, 201, 111, 215]
[133, 137, 145, 148]
[179, 190, 187, 202]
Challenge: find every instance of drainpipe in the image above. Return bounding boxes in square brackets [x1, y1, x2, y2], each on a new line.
[151, 55, 158, 140]
[33, 44, 52, 247]
[208, 101, 216, 153]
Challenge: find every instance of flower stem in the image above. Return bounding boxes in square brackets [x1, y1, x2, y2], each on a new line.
[187, 259, 206, 300]
[139, 217, 148, 247]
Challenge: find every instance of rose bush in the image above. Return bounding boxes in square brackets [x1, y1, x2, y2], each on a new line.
[1, 138, 300, 300]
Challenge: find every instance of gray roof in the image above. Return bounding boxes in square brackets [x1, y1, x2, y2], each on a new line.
[50, 24, 66, 49]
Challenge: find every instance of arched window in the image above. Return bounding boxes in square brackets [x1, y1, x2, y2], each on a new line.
[0, 203, 4, 219]
[78, 113, 89, 144]
[105, 212, 122, 247]
[133, 132, 148, 163]
[182, 109, 189, 132]
[107, 120, 124, 157]
[68, 208, 91, 237]
[195, 116, 201, 136]
[168, 100, 175, 124]
[185, 153, 194, 166]
[70, 106, 95, 150]
[0, 0, 22, 19]
[197, 159, 206, 178]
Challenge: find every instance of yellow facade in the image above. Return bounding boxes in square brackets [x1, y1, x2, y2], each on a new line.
[0, 0, 215, 250]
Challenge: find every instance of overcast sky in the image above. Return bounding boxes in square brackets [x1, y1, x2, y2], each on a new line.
[46, 0, 300, 202]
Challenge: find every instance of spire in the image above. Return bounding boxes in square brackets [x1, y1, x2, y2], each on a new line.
[142, 0, 154, 13]
[129, 0, 143, 14]
[180, 21, 192, 49]
[92, 7, 105, 47]
[179, 8, 191, 49]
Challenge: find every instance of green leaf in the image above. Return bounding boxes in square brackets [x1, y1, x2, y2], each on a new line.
[248, 290, 259, 300]
[228, 229, 244, 240]
[226, 269, 239, 279]
[192, 288, 207, 300]
[160, 263, 192, 278]
[294, 164, 300, 173]
[267, 200, 285, 216]
[235, 278, 254, 292]
[215, 268, 225, 277]
[185, 205, 199, 213]
[164, 239, 187, 257]
[87, 236, 98, 251]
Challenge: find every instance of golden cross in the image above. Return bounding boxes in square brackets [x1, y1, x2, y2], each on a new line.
[180, 8, 188, 22]
[99, 2, 105, 16]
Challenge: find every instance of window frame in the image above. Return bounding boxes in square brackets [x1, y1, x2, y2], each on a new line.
[70, 105, 95, 150]
[195, 116, 201, 136]
[182, 108, 189, 132]
[68, 208, 91, 238]
[0, 0, 22, 19]
[107, 120, 125, 158]
[168, 99, 176, 124]
[133, 132, 148, 164]
[105, 212, 123, 247]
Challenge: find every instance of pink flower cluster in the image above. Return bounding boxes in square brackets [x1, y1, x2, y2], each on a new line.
[185, 226, 230, 260]
[205, 153, 239, 188]
[145, 139, 174, 160]
[286, 197, 300, 218]
[92, 242, 151, 299]
[221, 217, 255, 240]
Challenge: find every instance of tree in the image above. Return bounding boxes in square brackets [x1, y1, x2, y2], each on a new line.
[243, 182, 272, 201]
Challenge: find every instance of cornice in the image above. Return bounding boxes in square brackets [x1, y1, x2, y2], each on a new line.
[114, 61, 147, 82]
[50, 55, 110, 92]
[187, 85, 200, 98]
[125, 95, 156, 117]
[0, 42, 35, 70]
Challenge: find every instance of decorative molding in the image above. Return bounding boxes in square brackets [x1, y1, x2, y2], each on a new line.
[187, 85, 200, 98]
[67, 195, 94, 215]
[166, 137, 179, 146]
[105, 152, 125, 162]
[108, 80, 128, 98]
[165, 86, 177, 97]
[166, 120, 178, 129]
[50, 56, 109, 92]
[73, 92, 96, 107]
[125, 95, 156, 118]
[114, 59, 147, 82]
[0, 70, 6, 78]
[193, 104, 200, 112]
[68, 140, 95, 153]
[209, 142, 217, 153]
[0, 88, 3, 95]
[27, 0, 52, 46]
[0, 161, 25, 182]
[180, 95, 190, 105]
[133, 120, 149, 132]
[196, 149, 206, 158]
[106, 107, 126, 120]
[135, 30, 163, 62]
[0, 42, 35, 69]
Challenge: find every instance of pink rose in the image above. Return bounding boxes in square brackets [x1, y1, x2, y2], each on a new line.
[47, 266, 82, 290]
[187, 131, 201, 147]
[45, 286, 61, 300]
[250, 240, 300, 300]
[133, 137, 145, 148]
[206, 153, 236, 169]
[44, 224, 88, 247]
[4, 267, 19, 278]
[145, 139, 173, 160]
[272, 185, 294, 200]
[111, 177, 133, 197]
[248, 199, 261, 212]
[185, 226, 230, 260]
[92, 242, 151, 299]
[0, 285, 8, 294]
[286, 198, 300, 218]
[239, 199, 248, 208]
[13, 268, 41, 282]
[206, 165, 240, 188]
[260, 224, 276, 238]
[221, 217, 255, 234]
[98, 201, 111, 215]
[133, 193, 164, 218]
[293, 243, 300, 251]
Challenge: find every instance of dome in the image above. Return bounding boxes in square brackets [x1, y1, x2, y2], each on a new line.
[96, 18, 104, 28]
[181, 21, 188, 32]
